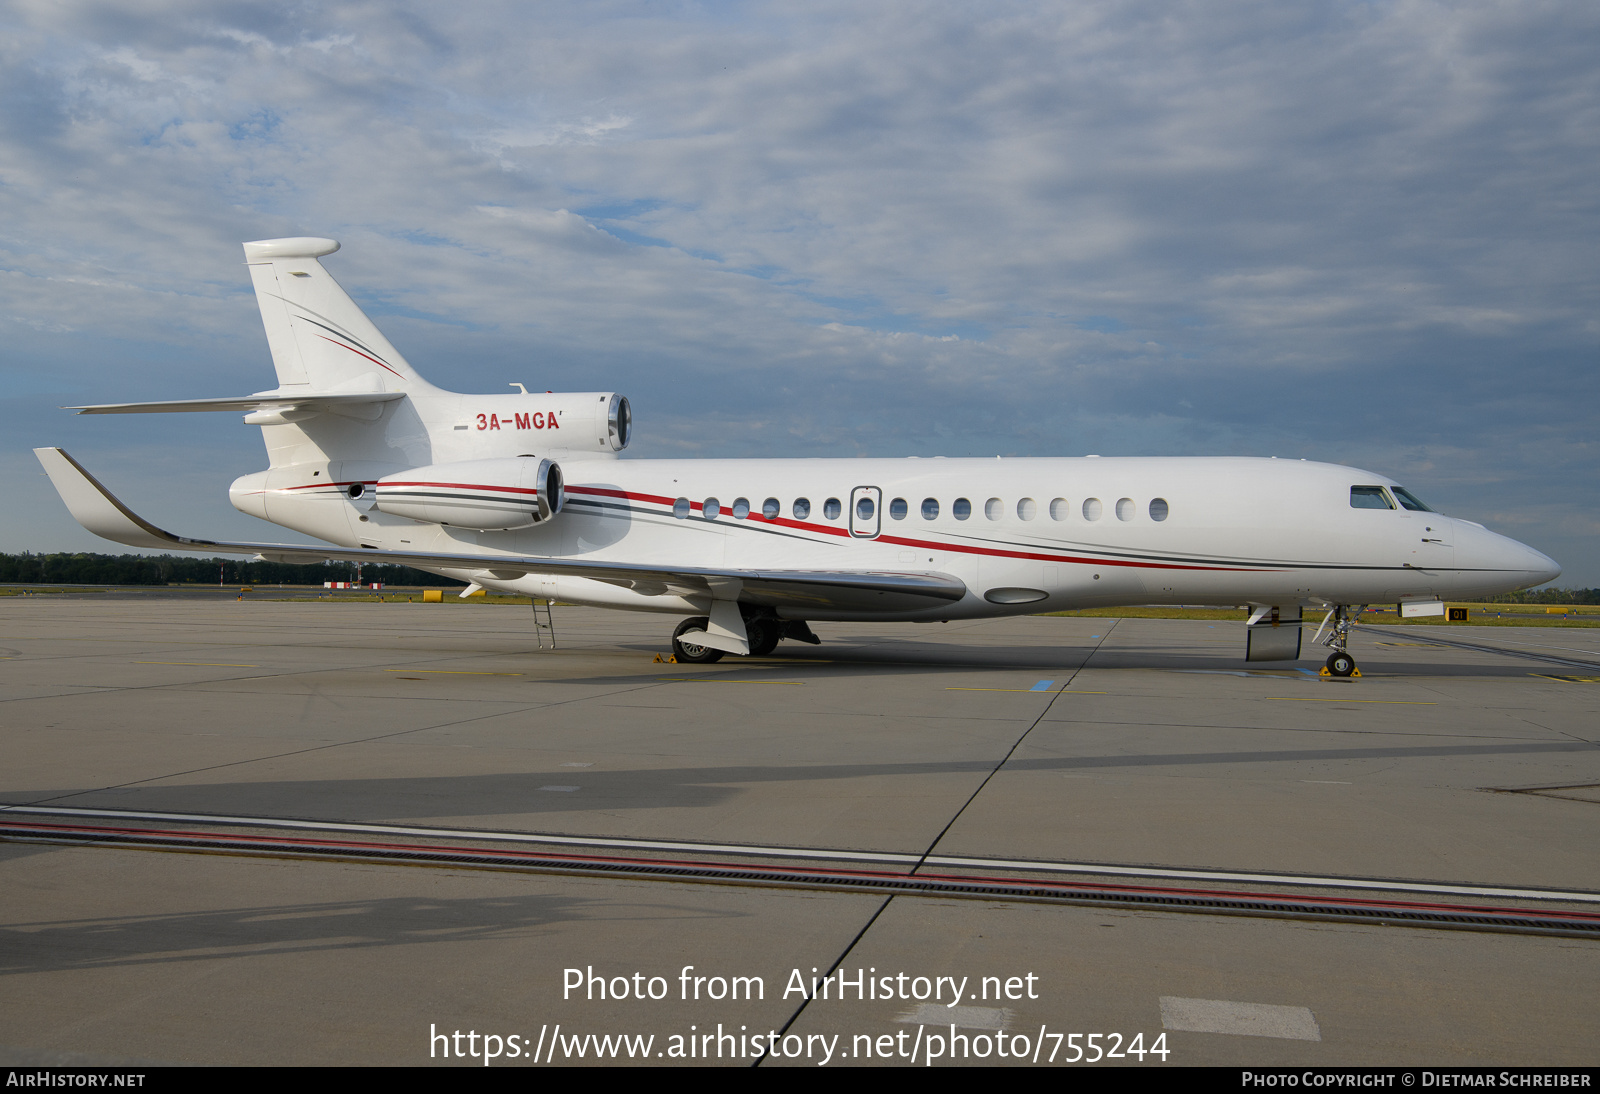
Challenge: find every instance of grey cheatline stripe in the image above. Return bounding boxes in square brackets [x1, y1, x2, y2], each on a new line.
[4, 805, 1597, 905]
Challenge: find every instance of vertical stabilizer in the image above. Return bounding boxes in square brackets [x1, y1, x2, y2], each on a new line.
[243, 238, 427, 392]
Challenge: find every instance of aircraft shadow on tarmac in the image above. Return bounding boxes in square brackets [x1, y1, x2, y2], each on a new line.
[0, 888, 742, 975]
[560, 644, 1552, 684]
[13, 738, 1593, 823]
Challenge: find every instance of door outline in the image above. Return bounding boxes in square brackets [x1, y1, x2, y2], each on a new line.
[850, 486, 882, 539]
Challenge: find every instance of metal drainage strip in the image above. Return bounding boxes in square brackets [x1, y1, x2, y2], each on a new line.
[6, 821, 1600, 940]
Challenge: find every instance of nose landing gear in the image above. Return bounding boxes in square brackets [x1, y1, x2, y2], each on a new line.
[1325, 650, 1357, 677]
[1315, 606, 1363, 678]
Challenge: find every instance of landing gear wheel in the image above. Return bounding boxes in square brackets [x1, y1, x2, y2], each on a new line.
[1326, 652, 1356, 678]
[746, 617, 780, 657]
[672, 617, 723, 664]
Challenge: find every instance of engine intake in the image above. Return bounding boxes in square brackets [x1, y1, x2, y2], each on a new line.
[375, 457, 563, 530]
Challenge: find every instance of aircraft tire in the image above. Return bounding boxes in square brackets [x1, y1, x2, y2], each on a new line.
[746, 617, 780, 657]
[1326, 652, 1356, 677]
[672, 617, 724, 664]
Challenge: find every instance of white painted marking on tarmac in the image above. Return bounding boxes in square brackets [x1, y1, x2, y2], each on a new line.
[6, 805, 1599, 904]
[1159, 997, 1320, 1041]
[897, 1004, 1012, 1030]
[538, 786, 580, 792]
[559, 763, 594, 767]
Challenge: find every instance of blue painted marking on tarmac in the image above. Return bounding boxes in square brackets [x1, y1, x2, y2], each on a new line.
[1030, 680, 1055, 692]
[1294, 667, 1320, 676]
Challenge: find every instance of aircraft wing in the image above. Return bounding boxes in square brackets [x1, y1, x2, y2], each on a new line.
[34, 448, 967, 614]
[66, 392, 404, 415]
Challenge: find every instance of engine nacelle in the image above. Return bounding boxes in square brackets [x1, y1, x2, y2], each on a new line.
[374, 457, 564, 530]
[453, 392, 631, 457]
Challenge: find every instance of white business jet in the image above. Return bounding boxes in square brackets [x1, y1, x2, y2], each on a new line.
[36, 237, 1559, 676]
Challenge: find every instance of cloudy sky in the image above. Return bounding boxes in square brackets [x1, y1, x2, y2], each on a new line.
[2, 1, 1596, 584]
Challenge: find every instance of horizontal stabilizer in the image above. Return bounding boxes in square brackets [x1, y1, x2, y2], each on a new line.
[68, 392, 405, 415]
[34, 448, 969, 615]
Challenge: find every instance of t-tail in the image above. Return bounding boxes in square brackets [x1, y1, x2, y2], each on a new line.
[61, 236, 631, 545]
[242, 237, 436, 396]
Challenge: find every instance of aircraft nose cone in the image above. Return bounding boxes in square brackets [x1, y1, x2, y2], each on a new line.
[1493, 532, 1560, 585]
[1523, 544, 1562, 587]
[1450, 521, 1560, 596]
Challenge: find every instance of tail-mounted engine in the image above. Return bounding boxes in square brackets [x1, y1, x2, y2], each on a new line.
[374, 457, 564, 530]
[454, 392, 631, 457]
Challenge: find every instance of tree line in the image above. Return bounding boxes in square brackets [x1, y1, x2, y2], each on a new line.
[0, 552, 465, 587]
[1476, 587, 1600, 605]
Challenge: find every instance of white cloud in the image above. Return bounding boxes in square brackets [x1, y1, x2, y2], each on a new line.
[0, 0, 1594, 579]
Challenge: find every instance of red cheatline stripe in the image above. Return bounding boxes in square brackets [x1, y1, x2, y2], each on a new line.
[314, 334, 404, 378]
[271, 481, 1275, 573]
[875, 533, 1269, 572]
[566, 486, 1270, 570]
[280, 479, 367, 493]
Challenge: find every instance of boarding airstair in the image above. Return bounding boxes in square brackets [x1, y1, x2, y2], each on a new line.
[530, 597, 557, 650]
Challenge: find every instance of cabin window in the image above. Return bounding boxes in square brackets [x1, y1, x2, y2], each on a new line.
[732, 497, 750, 519]
[793, 497, 811, 520]
[824, 497, 842, 520]
[889, 497, 908, 520]
[1083, 497, 1103, 521]
[985, 497, 1003, 520]
[953, 497, 972, 520]
[762, 497, 781, 519]
[856, 496, 875, 520]
[1050, 498, 1071, 521]
[1391, 487, 1434, 512]
[921, 497, 940, 520]
[1350, 486, 1394, 510]
[704, 497, 721, 519]
[1017, 497, 1037, 521]
[673, 497, 691, 519]
[1116, 498, 1134, 521]
[1150, 498, 1169, 521]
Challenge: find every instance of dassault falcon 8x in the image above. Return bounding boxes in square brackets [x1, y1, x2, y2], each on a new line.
[36, 237, 1559, 675]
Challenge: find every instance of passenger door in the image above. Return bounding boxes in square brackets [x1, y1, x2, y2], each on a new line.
[850, 486, 882, 539]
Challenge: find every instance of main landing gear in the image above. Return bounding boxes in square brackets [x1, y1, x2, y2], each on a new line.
[1316, 605, 1363, 678]
[671, 617, 723, 664]
[669, 613, 819, 663]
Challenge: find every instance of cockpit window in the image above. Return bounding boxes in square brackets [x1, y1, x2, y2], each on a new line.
[1391, 487, 1434, 512]
[1350, 486, 1395, 510]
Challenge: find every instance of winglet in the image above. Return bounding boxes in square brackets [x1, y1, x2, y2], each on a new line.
[33, 448, 187, 551]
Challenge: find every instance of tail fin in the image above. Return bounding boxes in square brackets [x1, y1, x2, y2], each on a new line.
[243, 238, 431, 392]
